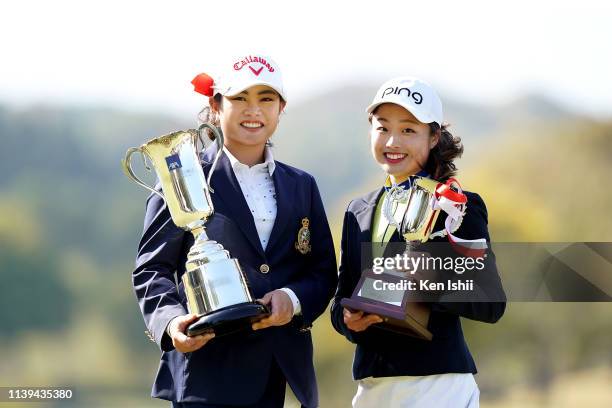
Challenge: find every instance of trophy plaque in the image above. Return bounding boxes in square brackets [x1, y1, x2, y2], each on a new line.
[341, 177, 441, 340]
[122, 124, 269, 337]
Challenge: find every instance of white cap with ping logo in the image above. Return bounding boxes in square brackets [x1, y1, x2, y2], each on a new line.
[366, 77, 443, 126]
[214, 55, 287, 101]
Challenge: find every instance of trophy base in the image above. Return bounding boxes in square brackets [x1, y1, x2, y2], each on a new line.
[186, 302, 270, 338]
[341, 297, 433, 341]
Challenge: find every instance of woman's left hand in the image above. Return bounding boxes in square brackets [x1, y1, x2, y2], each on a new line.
[252, 290, 294, 330]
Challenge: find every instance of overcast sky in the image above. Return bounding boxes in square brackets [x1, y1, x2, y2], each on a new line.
[1, 0, 611, 118]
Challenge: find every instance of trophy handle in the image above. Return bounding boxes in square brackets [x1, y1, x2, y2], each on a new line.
[197, 123, 225, 194]
[121, 147, 165, 201]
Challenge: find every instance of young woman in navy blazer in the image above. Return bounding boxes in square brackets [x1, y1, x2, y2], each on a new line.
[132, 55, 337, 408]
[331, 77, 506, 407]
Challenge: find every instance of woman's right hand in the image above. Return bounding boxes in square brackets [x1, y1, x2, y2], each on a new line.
[343, 308, 383, 332]
[168, 314, 215, 353]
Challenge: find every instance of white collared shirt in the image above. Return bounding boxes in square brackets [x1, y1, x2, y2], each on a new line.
[224, 146, 277, 250]
[223, 146, 301, 315]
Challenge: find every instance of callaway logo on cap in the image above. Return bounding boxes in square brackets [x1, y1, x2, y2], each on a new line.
[216, 54, 287, 101]
[192, 55, 287, 101]
[366, 77, 443, 126]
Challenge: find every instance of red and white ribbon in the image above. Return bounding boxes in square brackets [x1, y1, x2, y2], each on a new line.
[433, 178, 488, 258]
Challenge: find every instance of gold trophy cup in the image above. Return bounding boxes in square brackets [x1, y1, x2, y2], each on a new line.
[122, 125, 269, 337]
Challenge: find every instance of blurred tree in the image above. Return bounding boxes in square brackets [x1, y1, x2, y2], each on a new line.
[0, 247, 72, 337]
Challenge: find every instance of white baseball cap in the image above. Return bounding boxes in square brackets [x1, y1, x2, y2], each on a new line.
[366, 77, 443, 126]
[213, 54, 287, 101]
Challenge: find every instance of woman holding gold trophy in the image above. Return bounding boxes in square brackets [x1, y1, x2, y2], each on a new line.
[128, 55, 337, 408]
[331, 77, 506, 407]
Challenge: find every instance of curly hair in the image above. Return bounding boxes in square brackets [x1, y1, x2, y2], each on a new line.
[425, 122, 464, 181]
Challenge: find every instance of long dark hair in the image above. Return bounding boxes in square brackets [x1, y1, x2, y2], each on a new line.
[425, 122, 464, 181]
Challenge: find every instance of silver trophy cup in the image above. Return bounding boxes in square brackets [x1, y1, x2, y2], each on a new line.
[340, 177, 441, 340]
[390, 177, 441, 244]
[122, 124, 269, 337]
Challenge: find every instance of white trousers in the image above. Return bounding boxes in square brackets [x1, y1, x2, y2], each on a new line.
[352, 373, 479, 408]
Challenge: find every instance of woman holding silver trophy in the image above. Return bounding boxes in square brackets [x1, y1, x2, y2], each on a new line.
[127, 55, 337, 408]
[331, 77, 506, 407]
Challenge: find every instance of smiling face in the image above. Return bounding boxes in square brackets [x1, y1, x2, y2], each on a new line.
[370, 103, 439, 184]
[211, 84, 285, 161]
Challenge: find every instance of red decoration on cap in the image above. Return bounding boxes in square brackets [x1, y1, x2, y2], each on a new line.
[191, 73, 215, 96]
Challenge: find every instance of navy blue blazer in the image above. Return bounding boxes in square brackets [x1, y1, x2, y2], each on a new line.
[330, 187, 506, 380]
[132, 144, 337, 407]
